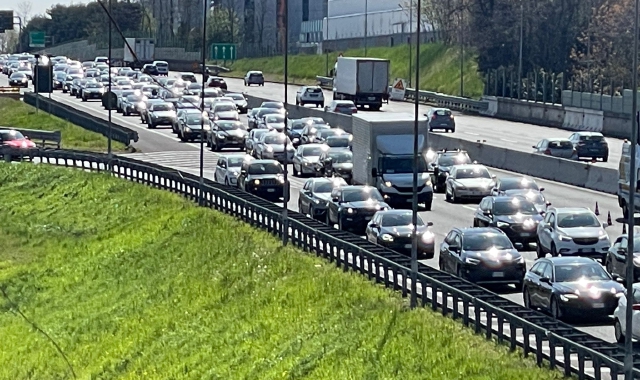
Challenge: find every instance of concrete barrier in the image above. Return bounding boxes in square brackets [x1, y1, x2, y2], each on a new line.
[583, 108, 604, 132]
[480, 96, 498, 117]
[562, 107, 583, 131]
[562, 107, 604, 132]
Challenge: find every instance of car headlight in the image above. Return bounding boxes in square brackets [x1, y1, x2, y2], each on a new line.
[465, 257, 480, 265]
[292, 138, 300, 143]
[346, 207, 354, 214]
[184, 127, 191, 133]
[383, 181, 392, 187]
[558, 234, 572, 242]
[381, 234, 394, 242]
[266, 146, 273, 152]
[425, 178, 432, 186]
[633, 257, 640, 267]
[599, 234, 609, 240]
[231, 171, 240, 176]
[217, 132, 226, 139]
[560, 294, 579, 301]
[253, 179, 260, 185]
[421, 231, 435, 243]
[496, 221, 510, 228]
[277, 177, 285, 183]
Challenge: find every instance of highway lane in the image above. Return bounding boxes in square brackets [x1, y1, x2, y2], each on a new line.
[25, 78, 627, 345]
[216, 75, 623, 170]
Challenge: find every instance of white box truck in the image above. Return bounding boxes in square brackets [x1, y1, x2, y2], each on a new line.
[332, 57, 390, 111]
[352, 112, 434, 210]
[618, 140, 640, 218]
[123, 38, 155, 68]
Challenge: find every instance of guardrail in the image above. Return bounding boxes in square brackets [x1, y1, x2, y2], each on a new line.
[22, 93, 139, 146]
[13, 128, 61, 149]
[0, 86, 21, 100]
[4, 146, 639, 380]
[315, 76, 489, 113]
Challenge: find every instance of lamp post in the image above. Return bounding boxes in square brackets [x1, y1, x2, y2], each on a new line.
[459, 0, 464, 98]
[107, 0, 113, 158]
[410, 0, 422, 309]
[282, 0, 290, 246]
[199, 0, 208, 206]
[624, 2, 639, 378]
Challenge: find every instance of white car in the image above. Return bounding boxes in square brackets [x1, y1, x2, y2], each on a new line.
[214, 154, 253, 186]
[536, 207, 610, 260]
[152, 60, 169, 75]
[614, 283, 640, 343]
[444, 164, 496, 203]
[296, 86, 325, 107]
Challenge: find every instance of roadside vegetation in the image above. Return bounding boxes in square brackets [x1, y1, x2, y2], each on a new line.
[224, 43, 484, 98]
[0, 164, 564, 379]
[0, 98, 127, 152]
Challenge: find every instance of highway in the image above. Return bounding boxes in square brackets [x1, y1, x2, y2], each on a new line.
[0, 74, 627, 346]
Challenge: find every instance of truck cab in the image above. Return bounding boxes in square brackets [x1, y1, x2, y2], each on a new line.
[352, 113, 434, 210]
[618, 140, 640, 218]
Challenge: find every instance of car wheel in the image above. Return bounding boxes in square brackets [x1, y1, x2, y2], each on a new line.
[523, 288, 532, 309]
[424, 200, 432, 211]
[536, 239, 545, 259]
[551, 243, 558, 257]
[603, 156, 609, 163]
[438, 258, 445, 271]
[473, 219, 478, 227]
[325, 212, 331, 227]
[445, 188, 452, 202]
[309, 205, 316, 219]
[550, 297, 562, 320]
[623, 201, 630, 219]
[615, 319, 625, 343]
[451, 190, 458, 203]
[338, 218, 346, 231]
[82, 97, 86, 102]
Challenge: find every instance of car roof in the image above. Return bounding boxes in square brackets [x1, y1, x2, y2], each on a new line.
[250, 159, 280, 165]
[452, 164, 486, 169]
[432, 107, 451, 111]
[0, 129, 19, 133]
[221, 153, 249, 159]
[376, 209, 413, 216]
[457, 227, 504, 235]
[499, 176, 534, 184]
[549, 207, 591, 213]
[541, 257, 598, 265]
[301, 143, 325, 149]
[574, 131, 603, 136]
[547, 137, 571, 141]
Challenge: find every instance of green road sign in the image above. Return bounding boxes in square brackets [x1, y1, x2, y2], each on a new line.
[29, 31, 45, 48]
[210, 43, 237, 61]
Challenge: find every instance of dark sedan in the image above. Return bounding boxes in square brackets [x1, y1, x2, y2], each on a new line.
[207, 76, 228, 90]
[522, 257, 625, 321]
[8, 72, 28, 87]
[439, 227, 525, 288]
[428, 149, 472, 193]
[207, 120, 248, 151]
[473, 195, 543, 246]
[325, 185, 390, 233]
[366, 210, 435, 259]
[298, 177, 348, 220]
[605, 234, 640, 282]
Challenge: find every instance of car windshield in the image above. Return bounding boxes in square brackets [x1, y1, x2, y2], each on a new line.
[434, 109, 452, 116]
[264, 135, 289, 144]
[327, 136, 350, 147]
[188, 83, 200, 89]
[68, 69, 81, 75]
[143, 86, 159, 92]
[548, 140, 573, 149]
[187, 116, 205, 124]
[252, 131, 268, 140]
[304, 118, 326, 125]
[10, 73, 24, 78]
[219, 122, 246, 131]
[302, 146, 323, 156]
[122, 91, 136, 97]
[228, 94, 244, 100]
[493, 199, 538, 215]
[305, 87, 323, 93]
[314, 182, 338, 193]
[319, 130, 340, 138]
[380, 156, 427, 174]
[518, 191, 545, 204]
[455, 167, 491, 179]
[381, 213, 425, 227]
[227, 157, 245, 167]
[266, 115, 285, 123]
[215, 104, 236, 112]
[152, 104, 174, 111]
[329, 151, 352, 163]
[463, 233, 513, 251]
[500, 178, 539, 191]
[0, 131, 25, 140]
[557, 212, 601, 228]
[248, 163, 283, 175]
[86, 83, 102, 88]
[579, 135, 604, 142]
[438, 153, 471, 166]
[127, 95, 143, 102]
[554, 264, 610, 282]
[262, 102, 283, 109]
[342, 188, 383, 202]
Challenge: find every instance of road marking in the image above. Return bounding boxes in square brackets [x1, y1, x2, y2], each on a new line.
[464, 131, 480, 136]
[500, 138, 518, 143]
[462, 205, 476, 211]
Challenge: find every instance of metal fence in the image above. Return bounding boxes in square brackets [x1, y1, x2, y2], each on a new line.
[4, 147, 640, 380]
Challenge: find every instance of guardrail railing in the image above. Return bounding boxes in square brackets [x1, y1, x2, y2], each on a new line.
[316, 76, 488, 113]
[5, 146, 640, 380]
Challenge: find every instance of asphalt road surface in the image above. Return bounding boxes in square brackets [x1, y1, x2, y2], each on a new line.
[0, 73, 627, 346]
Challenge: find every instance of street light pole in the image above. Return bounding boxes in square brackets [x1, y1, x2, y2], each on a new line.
[364, 0, 368, 56]
[624, 1, 639, 378]
[199, 0, 207, 206]
[282, 0, 290, 246]
[107, 0, 113, 159]
[410, 0, 422, 309]
[459, 4, 464, 98]
[409, 0, 413, 88]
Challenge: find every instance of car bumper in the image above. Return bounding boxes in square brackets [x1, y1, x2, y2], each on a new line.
[381, 188, 433, 205]
[339, 212, 377, 229]
[246, 185, 285, 198]
[554, 240, 610, 258]
[85, 92, 103, 98]
[150, 118, 175, 125]
[216, 138, 245, 148]
[576, 148, 608, 158]
[462, 263, 526, 285]
[498, 225, 539, 244]
[453, 188, 493, 199]
[558, 296, 619, 318]
[183, 131, 205, 140]
[381, 240, 435, 259]
[429, 122, 455, 130]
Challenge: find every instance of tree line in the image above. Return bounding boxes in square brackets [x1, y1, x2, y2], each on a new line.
[420, 0, 633, 90]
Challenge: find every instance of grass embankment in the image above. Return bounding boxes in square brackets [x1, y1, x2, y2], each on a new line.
[224, 43, 483, 98]
[0, 98, 127, 152]
[0, 164, 564, 379]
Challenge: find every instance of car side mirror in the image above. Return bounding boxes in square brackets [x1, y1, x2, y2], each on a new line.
[332, 196, 339, 202]
[540, 277, 551, 284]
[483, 210, 491, 216]
[491, 174, 497, 179]
[532, 145, 537, 149]
[240, 169, 247, 175]
[539, 187, 545, 192]
[617, 249, 627, 256]
[371, 168, 378, 177]
[369, 223, 378, 228]
[427, 221, 433, 227]
[614, 275, 625, 283]
[449, 246, 459, 253]
[603, 223, 608, 229]
[546, 201, 552, 206]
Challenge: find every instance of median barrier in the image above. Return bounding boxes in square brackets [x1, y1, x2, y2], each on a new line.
[585, 165, 620, 194]
[479, 96, 498, 117]
[583, 108, 604, 132]
[5, 146, 637, 379]
[23, 93, 138, 146]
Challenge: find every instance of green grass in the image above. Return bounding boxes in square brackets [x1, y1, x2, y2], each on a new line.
[223, 43, 484, 98]
[0, 98, 128, 152]
[0, 164, 566, 380]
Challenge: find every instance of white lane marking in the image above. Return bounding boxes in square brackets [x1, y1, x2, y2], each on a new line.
[500, 138, 518, 143]
[464, 132, 480, 136]
[462, 205, 477, 211]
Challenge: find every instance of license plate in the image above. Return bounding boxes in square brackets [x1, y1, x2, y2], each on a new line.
[579, 248, 595, 253]
[368, 97, 376, 100]
[492, 272, 505, 278]
[404, 244, 412, 249]
[267, 188, 275, 192]
[364, 216, 371, 220]
[592, 303, 605, 308]
[310, 94, 318, 97]
[520, 233, 532, 237]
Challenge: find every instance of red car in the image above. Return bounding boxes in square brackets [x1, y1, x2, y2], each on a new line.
[0, 129, 37, 160]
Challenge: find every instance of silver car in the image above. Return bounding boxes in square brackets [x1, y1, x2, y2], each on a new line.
[147, 102, 177, 128]
[253, 132, 295, 162]
[533, 138, 576, 159]
[260, 114, 286, 132]
[536, 207, 610, 260]
[292, 144, 327, 177]
[214, 154, 253, 186]
[296, 86, 325, 107]
[245, 129, 269, 156]
[445, 164, 496, 203]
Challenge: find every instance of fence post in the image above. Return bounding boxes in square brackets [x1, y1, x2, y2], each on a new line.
[502, 68, 506, 97]
[534, 71, 538, 102]
[494, 69, 498, 96]
[543, 72, 547, 103]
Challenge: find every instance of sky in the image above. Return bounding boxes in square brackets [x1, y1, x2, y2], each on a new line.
[3, 0, 90, 21]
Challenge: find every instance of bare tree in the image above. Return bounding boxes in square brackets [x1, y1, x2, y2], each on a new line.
[0, 30, 19, 52]
[16, 0, 33, 24]
[254, 0, 267, 46]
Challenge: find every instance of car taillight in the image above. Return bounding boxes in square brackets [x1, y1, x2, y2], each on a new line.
[633, 304, 640, 311]
[544, 149, 552, 155]
[431, 115, 437, 120]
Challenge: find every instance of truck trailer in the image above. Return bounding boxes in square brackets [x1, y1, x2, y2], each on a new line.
[351, 113, 434, 210]
[123, 38, 155, 68]
[332, 57, 390, 111]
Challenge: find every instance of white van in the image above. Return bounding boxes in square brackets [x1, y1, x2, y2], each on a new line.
[152, 60, 169, 76]
[94, 56, 109, 64]
[618, 140, 640, 218]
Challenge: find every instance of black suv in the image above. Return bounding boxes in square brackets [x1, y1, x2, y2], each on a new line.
[237, 159, 289, 201]
[568, 132, 609, 162]
[473, 195, 543, 247]
[429, 149, 472, 192]
[325, 185, 390, 233]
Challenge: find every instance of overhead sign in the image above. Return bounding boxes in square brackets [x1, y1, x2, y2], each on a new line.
[0, 10, 13, 31]
[29, 31, 45, 48]
[210, 43, 237, 61]
[390, 78, 406, 101]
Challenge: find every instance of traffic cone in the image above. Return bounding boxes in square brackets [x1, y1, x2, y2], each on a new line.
[607, 212, 612, 226]
[595, 202, 600, 216]
[623, 223, 628, 234]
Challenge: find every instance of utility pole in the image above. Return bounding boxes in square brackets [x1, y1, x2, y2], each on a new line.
[517, 2, 524, 100]
[282, 0, 290, 246]
[410, 0, 422, 309]
[107, 0, 112, 159]
[459, 0, 464, 98]
[199, 0, 207, 206]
